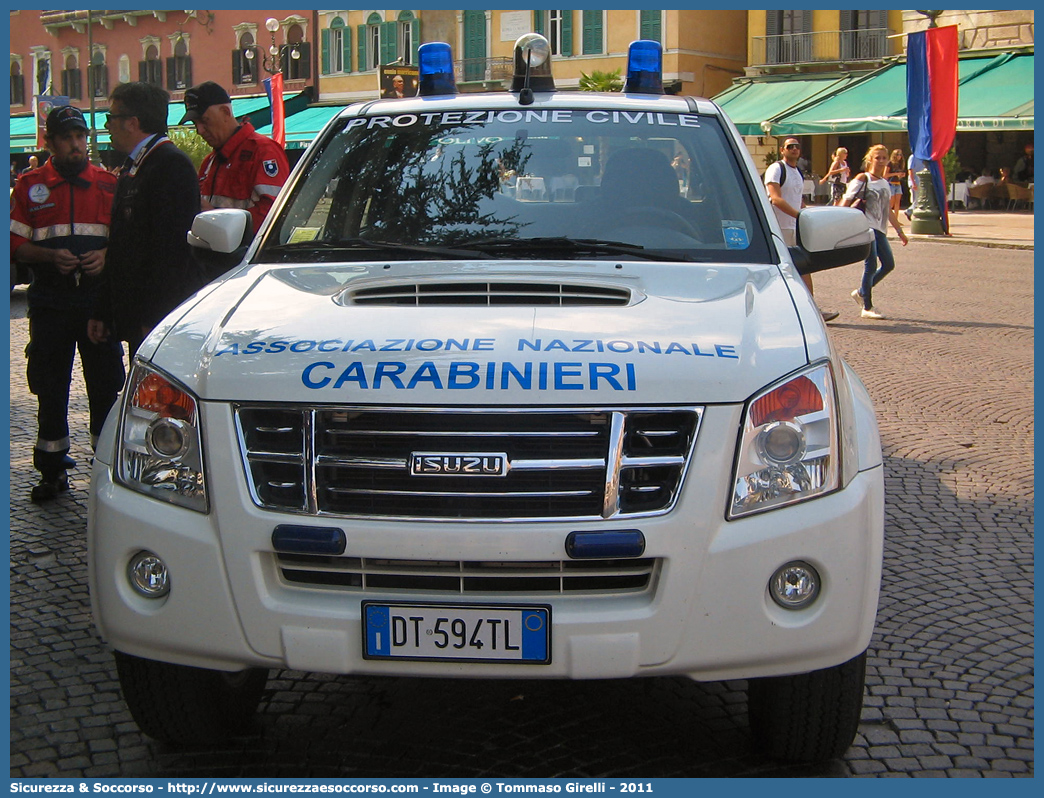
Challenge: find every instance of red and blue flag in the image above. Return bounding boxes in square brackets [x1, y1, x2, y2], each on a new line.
[263, 73, 286, 149]
[906, 25, 959, 233]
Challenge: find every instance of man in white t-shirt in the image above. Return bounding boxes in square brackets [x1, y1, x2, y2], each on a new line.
[764, 138, 838, 322]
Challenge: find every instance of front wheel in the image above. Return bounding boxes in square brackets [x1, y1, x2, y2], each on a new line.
[746, 650, 867, 763]
[114, 651, 268, 745]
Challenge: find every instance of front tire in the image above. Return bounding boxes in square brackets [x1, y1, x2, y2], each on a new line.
[114, 651, 268, 745]
[747, 650, 867, 763]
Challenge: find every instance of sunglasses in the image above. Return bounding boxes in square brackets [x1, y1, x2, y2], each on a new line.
[104, 113, 134, 123]
[784, 143, 801, 150]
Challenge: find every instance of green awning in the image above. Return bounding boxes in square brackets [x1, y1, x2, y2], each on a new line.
[236, 91, 314, 130]
[11, 116, 39, 152]
[763, 53, 1033, 135]
[954, 53, 1034, 129]
[255, 104, 349, 150]
[713, 74, 859, 136]
[10, 92, 310, 153]
[763, 63, 911, 135]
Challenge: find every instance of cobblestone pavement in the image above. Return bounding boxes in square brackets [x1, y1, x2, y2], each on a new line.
[9, 240, 1033, 778]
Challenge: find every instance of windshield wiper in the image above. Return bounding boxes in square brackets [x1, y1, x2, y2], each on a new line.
[262, 238, 483, 261]
[262, 236, 700, 263]
[462, 236, 696, 262]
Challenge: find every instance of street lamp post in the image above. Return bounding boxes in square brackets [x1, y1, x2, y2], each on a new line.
[244, 17, 302, 78]
[244, 18, 294, 148]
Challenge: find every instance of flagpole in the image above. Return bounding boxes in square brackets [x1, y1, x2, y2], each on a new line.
[87, 10, 99, 165]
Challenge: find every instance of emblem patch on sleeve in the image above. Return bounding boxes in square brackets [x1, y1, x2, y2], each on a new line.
[28, 184, 51, 204]
[263, 159, 280, 177]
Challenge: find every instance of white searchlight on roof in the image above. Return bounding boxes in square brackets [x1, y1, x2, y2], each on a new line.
[511, 33, 555, 105]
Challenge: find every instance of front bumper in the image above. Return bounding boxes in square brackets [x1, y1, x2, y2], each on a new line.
[88, 402, 883, 682]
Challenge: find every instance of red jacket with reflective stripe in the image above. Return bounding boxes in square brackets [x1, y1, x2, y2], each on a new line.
[10, 158, 117, 309]
[198, 121, 289, 232]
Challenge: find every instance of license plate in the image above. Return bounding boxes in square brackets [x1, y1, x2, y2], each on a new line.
[362, 602, 551, 664]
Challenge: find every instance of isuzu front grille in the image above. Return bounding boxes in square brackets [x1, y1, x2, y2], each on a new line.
[235, 406, 701, 520]
[274, 554, 660, 594]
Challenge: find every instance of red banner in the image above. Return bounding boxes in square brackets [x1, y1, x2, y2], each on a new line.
[266, 72, 286, 149]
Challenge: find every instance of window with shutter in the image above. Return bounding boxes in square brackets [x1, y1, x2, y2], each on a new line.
[409, 19, 419, 65]
[560, 11, 572, 57]
[462, 10, 486, 82]
[548, 11, 563, 55]
[89, 52, 108, 98]
[364, 14, 382, 71]
[639, 10, 661, 43]
[765, 11, 782, 64]
[235, 33, 256, 85]
[62, 68, 82, 99]
[282, 42, 310, 80]
[11, 71, 25, 106]
[380, 21, 397, 66]
[325, 18, 348, 74]
[582, 11, 603, 55]
[840, 10, 888, 61]
[397, 11, 417, 65]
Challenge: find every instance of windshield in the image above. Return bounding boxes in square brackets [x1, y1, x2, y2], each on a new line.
[260, 106, 773, 264]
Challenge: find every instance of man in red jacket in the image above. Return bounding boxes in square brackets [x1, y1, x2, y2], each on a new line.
[10, 105, 126, 502]
[182, 81, 289, 234]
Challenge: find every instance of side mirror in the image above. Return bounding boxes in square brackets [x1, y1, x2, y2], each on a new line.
[187, 209, 252, 253]
[788, 206, 873, 275]
[187, 209, 253, 282]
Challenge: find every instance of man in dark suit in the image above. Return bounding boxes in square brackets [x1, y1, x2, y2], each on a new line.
[88, 82, 202, 357]
[382, 74, 406, 98]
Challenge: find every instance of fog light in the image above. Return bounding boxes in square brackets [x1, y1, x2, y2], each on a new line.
[128, 551, 170, 598]
[769, 561, 820, 609]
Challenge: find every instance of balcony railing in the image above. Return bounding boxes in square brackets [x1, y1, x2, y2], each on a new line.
[752, 28, 892, 67]
[455, 56, 513, 85]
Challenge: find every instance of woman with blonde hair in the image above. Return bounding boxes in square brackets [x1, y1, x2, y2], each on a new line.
[885, 149, 906, 212]
[842, 144, 908, 320]
[819, 147, 849, 205]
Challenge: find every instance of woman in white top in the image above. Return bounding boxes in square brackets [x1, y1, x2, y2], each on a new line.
[820, 147, 850, 205]
[842, 144, 909, 319]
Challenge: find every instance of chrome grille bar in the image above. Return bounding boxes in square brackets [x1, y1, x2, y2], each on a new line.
[235, 406, 701, 520]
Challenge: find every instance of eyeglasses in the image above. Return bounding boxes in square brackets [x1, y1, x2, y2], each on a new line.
[104, 113, 134, 123]
[784, 143, 801, 150]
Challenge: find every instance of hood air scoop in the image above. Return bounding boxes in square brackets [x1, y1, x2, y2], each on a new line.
[346, 281, 633, 307]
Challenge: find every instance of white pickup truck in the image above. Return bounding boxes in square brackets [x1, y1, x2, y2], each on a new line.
[88, 35, 882, 763]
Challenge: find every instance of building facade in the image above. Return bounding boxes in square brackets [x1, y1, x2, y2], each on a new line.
[315, 10, 747, 102]
[740, 10, 907, 184]
[718, 9, 1033, 188]
[10, 9, 317, 164]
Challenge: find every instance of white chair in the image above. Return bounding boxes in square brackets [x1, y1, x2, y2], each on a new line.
[516, 176, 546, 202]
[549, 174, 579, 202]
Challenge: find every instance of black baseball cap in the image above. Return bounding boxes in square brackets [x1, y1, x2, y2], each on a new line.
[180, 81, 232, 124]
[46, 105, 88, 136]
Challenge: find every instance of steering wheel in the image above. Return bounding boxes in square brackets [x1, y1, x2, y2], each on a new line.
[604, 206, 701, 239]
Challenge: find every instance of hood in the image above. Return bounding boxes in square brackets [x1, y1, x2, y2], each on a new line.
[151, 260, 811, 406]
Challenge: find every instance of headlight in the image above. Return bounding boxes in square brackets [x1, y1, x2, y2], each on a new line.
[116, 361, 208, 513]
[729, 362, 839, 519]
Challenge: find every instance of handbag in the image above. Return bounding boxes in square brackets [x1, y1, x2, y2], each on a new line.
[844, 176, 869, 212]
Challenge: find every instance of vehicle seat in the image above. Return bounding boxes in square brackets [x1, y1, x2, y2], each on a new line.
[599, 148, 682, 208]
